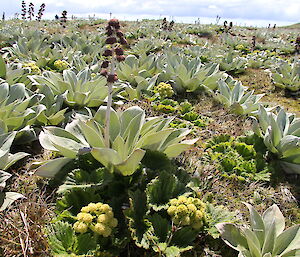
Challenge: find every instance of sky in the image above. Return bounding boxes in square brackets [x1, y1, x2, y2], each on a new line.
[1, 0, 300, 27]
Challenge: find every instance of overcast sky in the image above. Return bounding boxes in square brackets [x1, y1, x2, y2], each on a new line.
[2, 0, 300, 26]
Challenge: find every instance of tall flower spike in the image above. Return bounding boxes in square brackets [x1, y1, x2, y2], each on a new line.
[60, 10, 67, 28]
[101, 19, 126, 147]
[28, 2, 34, 20]
[36, 3, 46, 21]
[21, 0, 27, 20]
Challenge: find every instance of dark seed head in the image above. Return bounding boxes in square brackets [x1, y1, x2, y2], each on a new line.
[107, 73, 118, 83]
[116, 55, 125, 62]
[106, 29, 113, 36]
[115, 47, 124, 56]
[114, 24, 120, 30]
[101, 60, 110, 68]
[106, 37, 117, 44]
[103, 49, 113, 57]
[100, 69, 108, 76]
[116, 30, 124, 38]
[108, 19, 119, 28]
[119, 37, 128, 45]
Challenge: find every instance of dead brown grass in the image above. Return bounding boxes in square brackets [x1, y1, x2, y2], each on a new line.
[0, 166, 55, 257]
[237, 68, 300, 116]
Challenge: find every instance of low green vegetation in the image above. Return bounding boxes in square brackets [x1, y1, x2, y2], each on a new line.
[0, 16, 299, 257]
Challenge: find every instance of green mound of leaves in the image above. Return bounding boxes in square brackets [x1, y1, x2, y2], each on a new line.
[204, 133, 273, 182]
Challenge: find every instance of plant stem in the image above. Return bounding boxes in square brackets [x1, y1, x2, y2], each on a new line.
[104, 52, 116, 148]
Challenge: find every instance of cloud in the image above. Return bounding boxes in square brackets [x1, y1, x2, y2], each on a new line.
[3, 0, 300, 23]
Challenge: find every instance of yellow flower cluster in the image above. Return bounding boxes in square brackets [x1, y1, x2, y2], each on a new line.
[155, 82, 174, 98]
[23, 62, 41, 74]
[73, 202, 118, 237]
[235, 44, 246, 51]
[54, 59, 69, 70]
[167, 196, 206, 230]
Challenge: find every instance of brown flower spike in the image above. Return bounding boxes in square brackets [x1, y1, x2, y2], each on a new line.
[102, 19, 127, 148]
[100, 19, 126, 78]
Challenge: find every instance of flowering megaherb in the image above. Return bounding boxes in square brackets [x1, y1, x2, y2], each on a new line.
[60, 10, 67, 28]
[101, 19, 127, 147]
[36, 3, 45, 22]
[28, 2, 34, 21]
[167, 196, 206, 230]
[161, 18, 175, 31]
[21, 1, 26, 20]
[73, 202, 118, 237]
[54, 59, 69, 71]
[154, 82, 174, 98]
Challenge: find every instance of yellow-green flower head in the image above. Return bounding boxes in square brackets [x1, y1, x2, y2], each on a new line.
[100, 204, 111, 213]
[75, 202, 117, 236]
[169, 199, 178, 205]
[168, 196, 206, 229]
[192, 220, 203, 230]
[97, 214, 110, 224]
[181, 216, 190, 225]
[102, 227, 112, 237]
[77, 213, 94, 223]
[54, 59, 69, 70]
[87, 203, 98, 213]
[73, 221, 88, 233]
[177, 204, 188, 214]
[81, 206, 89, 213]
[94, 223, 112, 237]
[94, 223, 106, 235]
[106, 210, 114, 219]
[95, 202, 103, 210]
[155, 82, 174, 98]
[235, 44, 245, 51]
[109, 218, 118, 228]
[187, 204, 197, 213]
[195, 210, 204, 219]
[167, 205, 177, 216]
[23, 62, 41, 74]
[177, 196, 188, 204]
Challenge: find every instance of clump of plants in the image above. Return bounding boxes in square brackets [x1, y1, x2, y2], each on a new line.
[153, 99, 213, 127]
[179, 101, 213, 128]
[204, 134, 272, 181]
[271, 61, 300, 96]
[153, 98, 178, 113]
[217, 203, 300, 257]
[181, 110, 212, 128]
